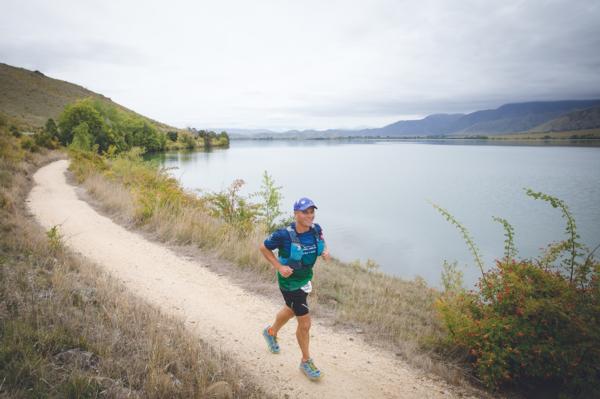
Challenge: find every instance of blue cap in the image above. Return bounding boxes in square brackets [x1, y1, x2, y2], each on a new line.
[293, 197, 318, 211]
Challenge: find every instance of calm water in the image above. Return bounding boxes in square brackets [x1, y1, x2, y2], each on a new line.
[149, 140, 600, 288]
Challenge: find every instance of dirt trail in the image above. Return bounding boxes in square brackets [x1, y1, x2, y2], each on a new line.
[27, 160, 474, 399]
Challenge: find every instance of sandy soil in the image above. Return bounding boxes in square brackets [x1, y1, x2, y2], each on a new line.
[27, 160, 478, 399]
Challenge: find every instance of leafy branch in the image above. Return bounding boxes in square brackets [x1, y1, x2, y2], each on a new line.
[431, 203, 487, 286]
[525, 188, 583, 283]
[492, 216, 517, 261]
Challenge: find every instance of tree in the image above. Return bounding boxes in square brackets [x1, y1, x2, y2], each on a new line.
[58, 100, 105, 149]
[44, 118, 59, 140]
[179, 131, 196, 149]
[69, 122, 93, 151]
[34, 118, 60, 149]
[219, 131, 229, 141]
[167, 131, 178, 142]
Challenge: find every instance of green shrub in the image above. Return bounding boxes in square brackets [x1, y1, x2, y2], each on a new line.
[434, 190, 600, 397]
[34, 130, 59, 149]
[436, 260, 599, 395]
[20, 136, 38, 152]
[33, 118, 60, 149]
[167, 131, 178, 142]
[68, 148, 108, 183]
[206, 179, 259, 233]
[254, 171, 286, 232]
[9, 125, 21, 138]
[47, 225, 63, 252]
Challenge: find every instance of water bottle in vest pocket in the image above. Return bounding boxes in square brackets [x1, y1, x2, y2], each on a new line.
[289, 242, 304, 261]
[278, 243, 303, 266]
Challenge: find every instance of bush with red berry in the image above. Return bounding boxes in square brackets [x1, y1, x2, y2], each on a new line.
[434, 190, 600, 397]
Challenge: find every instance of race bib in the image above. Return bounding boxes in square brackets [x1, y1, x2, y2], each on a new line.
[300, 281, 312, 293]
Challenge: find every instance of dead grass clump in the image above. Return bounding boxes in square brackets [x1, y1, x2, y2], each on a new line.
[83, 172, 136, 223]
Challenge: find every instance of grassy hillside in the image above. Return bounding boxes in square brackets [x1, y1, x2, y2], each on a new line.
[0, 62, 178, 134]
[530, 106, 600, 132]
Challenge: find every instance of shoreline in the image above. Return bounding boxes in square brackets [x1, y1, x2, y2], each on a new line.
[229, 136, 600, 147]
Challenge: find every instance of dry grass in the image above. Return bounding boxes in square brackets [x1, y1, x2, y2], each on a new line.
[0, 130, 269, 397]
[71, 151, 479, 388]
[83, 173, 137, 223]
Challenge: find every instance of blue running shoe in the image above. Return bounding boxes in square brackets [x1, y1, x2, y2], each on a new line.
[262, 326, 280, 354]
[299, 358, 322, 380]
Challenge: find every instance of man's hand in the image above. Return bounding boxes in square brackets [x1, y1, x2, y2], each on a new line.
[278, 264, 294, 278]
[322, 247, 331, 261]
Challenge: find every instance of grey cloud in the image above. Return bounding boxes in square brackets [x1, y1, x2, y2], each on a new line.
[262, 91, 600, 123]
[1, 0, 600, 130]
[0, 39, 148, 71]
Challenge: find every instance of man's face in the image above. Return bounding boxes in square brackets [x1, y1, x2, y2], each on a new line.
[295, 207, 315, 228]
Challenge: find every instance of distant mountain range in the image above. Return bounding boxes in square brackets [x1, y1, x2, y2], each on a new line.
[226, 100, 600, 139]
[2, 62, 598, 139]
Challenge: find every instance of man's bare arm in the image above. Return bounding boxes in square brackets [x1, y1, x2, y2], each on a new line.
[259, 243, 293, 277]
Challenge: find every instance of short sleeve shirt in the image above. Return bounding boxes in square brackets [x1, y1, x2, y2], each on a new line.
[264, 223, 323, 291]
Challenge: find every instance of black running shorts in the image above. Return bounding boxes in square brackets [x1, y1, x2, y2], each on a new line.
[281, 288, 309, 316]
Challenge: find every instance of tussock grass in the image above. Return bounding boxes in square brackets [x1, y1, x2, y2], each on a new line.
[0, 130, 268, 397]
[83, 173, 136, 222]
[70, 150, 479, 388]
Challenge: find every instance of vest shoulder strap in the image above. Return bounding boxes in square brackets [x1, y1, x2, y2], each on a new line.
[286, 225, 300, 244]
[312, 224, 321, 238]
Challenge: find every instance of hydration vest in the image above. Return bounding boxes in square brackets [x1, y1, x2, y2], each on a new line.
[278, 224, 325, 270]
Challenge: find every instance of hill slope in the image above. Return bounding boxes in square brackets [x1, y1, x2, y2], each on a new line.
[530, 105, 600, 132]
[375, 113, 465, 136]
[376, 100, 600, 137]
[0, 63, 177, 133]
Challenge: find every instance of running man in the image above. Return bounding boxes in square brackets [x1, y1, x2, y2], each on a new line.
[259, 197, 330, 380]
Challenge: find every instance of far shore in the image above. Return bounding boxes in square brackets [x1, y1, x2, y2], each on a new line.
[228, 135, 600, 147]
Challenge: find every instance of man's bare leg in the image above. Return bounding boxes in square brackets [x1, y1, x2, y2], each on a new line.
[271, 306, 295, 335]
[296, 313, 311, 361]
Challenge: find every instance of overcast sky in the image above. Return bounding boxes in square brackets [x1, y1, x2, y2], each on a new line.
[2, 0, 600, 131]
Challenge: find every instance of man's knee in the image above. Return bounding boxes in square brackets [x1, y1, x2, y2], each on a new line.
[297, 314, 311, 331]
[280, 306, 295, 317]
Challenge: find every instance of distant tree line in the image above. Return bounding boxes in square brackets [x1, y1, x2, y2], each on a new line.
[20, 98, 229, 154]
[184, 128, 230, 148]
[58, 98, 167, 153]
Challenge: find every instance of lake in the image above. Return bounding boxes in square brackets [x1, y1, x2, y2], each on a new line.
[148, 140, 600, 288]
